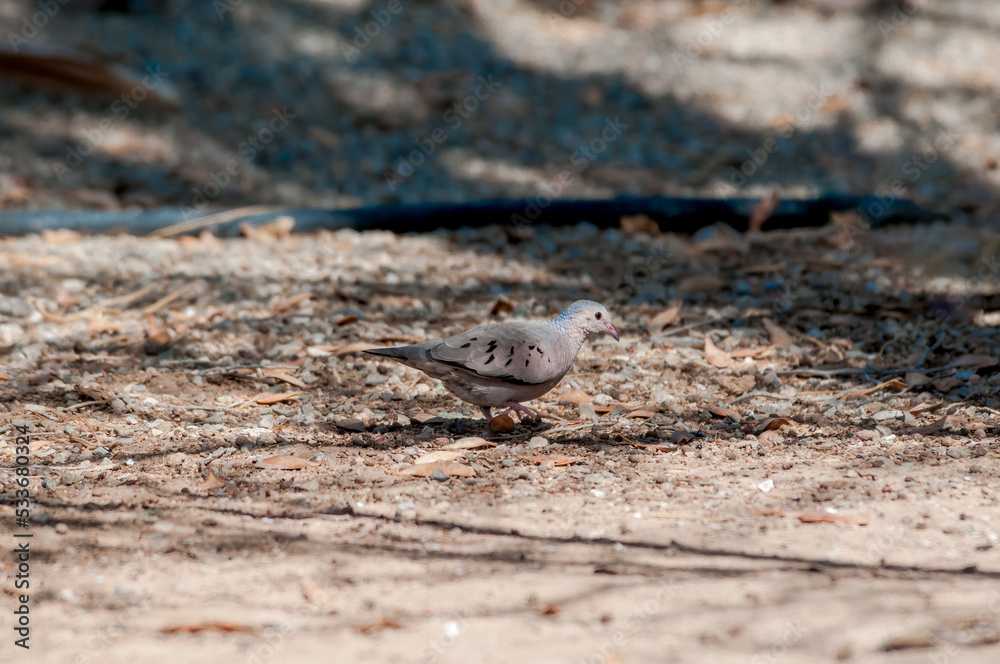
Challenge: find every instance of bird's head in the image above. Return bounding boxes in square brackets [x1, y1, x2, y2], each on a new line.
[561, 300, 619, 342]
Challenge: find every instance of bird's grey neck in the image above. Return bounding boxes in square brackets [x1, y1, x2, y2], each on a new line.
[549, 316, 589, 348]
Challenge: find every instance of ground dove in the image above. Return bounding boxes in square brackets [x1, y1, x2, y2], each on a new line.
[365, 300, 618, 422]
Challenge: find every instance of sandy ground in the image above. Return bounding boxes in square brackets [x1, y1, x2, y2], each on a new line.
[1, 222, 999, 663]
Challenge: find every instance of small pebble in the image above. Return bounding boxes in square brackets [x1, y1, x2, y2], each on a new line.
[527, 436, 548, 449]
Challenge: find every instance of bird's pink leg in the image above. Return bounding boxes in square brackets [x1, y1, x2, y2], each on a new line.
[495, 401, 539, 422]
[479, 406, 493, 421]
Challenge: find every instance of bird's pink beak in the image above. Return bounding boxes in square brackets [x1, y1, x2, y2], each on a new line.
[605, 323, 619, 341]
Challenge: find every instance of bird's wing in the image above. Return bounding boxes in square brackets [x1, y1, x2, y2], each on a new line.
[425, 322, 566, 385]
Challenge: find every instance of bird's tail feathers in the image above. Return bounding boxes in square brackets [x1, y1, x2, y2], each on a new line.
[364, 346, 417, 361]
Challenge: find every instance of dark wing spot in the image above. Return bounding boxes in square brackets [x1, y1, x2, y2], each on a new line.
[460, 342, 472, 349]
[537, 348, 544, 355]
[525, 359, 529, 367]
[509, 346, 514, 356]
[485, 354, 495, 365]
[469, 336, 478, 341]
[486, 340, 498, 353]
[528, 344, 535, 350]
[505, 358, 512, 366]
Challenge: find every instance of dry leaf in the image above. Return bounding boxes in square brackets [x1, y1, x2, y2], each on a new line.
[748, 192, 781, 231]
[85, 314, 121, 335]
[931, 376, 960, 392]
[755, 417, 796, 435]
[443, 437, 495, 450]
[840, 378, 908, 400]
[300, 577, 331, 608]
[593, 401, 654, 414]
[356, 618, 402, 634]
[335, 417, 367, 432]
[707, 405, 740, 419]
[952, 354, 996, 368]
[797, 513, 870, 526]
[556, 388, 594, 405]
[625, 409, 658, 419]
[912, 416, 949, 435]
[240, 216, 294, 241]
[762, 318, 794, 347]
[334, 341, 379, 356]
[0, 48, 180, 108]
[647, 301, 682, 336]
[880, 633, 937, 652]
[144, 315, 171, 349]
[714, 374, 755, 394]
[271, 293, 313, 315]
[306, 343, 340, 356]
[255, 391, 303, 405]
[620, 214, 660, 235]
[678, 274, 726, 295]
[904, 372, 930, 386]
[539, 604, 561, 617]
[336, 314, 359, 326]
[40, 228, 82, 244]
[729, 346, 773, 358]
[671, 431, 697, 444]
[704, 335, 733, 368]
[162, 623, 253, 634]
[741, 262, 786, 274]
[396, 462, 476, 477]
[514, 454, 580, 466]
[631, 442, 675, 452]
[490, 413, 516, 433]
[413, 450, 466, 464]
[490, 297, 514, 315]
[0, 371, 11, 380]
[378, 334, 422, 344]
[750, 508, 788, 517]
[195, 467, 225, 492]
[261, 455, 319, 469]
[907, 402, 946, 416]
[260, 369, 308, 388]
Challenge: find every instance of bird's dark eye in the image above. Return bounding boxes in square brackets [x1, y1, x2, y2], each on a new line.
[595, 312, 602, 320]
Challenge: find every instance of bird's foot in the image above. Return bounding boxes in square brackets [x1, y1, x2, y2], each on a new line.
[480, 406, 493, 422]
[498, 401, 539, 422]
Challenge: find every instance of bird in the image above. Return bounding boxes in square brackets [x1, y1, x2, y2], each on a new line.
[364, 300, 619, 423]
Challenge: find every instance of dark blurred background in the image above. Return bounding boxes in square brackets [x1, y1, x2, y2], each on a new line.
[0, 0, 996, 225]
